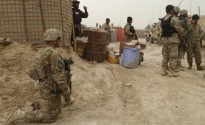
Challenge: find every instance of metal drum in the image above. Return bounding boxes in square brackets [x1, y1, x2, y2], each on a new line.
[86, 31, 107, 63]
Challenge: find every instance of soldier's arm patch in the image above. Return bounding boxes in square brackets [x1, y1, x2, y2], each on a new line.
[58, 61, 64, 70]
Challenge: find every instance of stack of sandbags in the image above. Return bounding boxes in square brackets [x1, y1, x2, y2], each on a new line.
[0, 38, 12, 46]
[0, 0, 72, 44]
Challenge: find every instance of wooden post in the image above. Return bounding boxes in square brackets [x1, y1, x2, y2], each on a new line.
[70, 1, 77, 52]
[39, 0, 46, 32]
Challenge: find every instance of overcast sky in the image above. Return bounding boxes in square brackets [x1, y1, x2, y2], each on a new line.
[79, 0, 205, 29]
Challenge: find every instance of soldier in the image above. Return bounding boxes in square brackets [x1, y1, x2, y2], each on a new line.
[161, 5, 183, 77]
[124, 17, 138, 42]
[174, 6, 180, 16]
[72, 0, 88, 46]
[102, 18, 111, 45]
[173, 6, 185, 71]
[187, 14, 204, 70]
[150, 23, 161, 44]
[177, 9, 189, 69]
[5, 29, 74, 125]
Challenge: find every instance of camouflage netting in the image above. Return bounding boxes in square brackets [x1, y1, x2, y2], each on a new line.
[0, 0, 73, 44]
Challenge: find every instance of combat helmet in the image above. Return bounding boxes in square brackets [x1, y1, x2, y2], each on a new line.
[180, 9, 188, 16]
[174, 6, 180, 13]
[43, 29, 62, 42]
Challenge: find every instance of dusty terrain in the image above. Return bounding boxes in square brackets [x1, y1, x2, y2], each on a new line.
[0, 39, 205, 125]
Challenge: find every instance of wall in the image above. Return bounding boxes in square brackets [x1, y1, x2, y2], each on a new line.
[0, 0, 72, 44]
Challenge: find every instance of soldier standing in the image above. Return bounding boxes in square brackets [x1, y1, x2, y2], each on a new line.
[5, 29, 74, 125]
[177, 9, 189, 69]
[124, 17, 138, 42]
[72, 0, 88, 46]
[173, 6, 185, 71]
[161, 5, 183, 77]
[174, 6, 180, 16]
[187, 14, 204, 70]
[102, 18, 112, 45]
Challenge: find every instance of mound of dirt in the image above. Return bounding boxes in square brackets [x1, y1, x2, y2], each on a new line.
[0, 42, 38, 122]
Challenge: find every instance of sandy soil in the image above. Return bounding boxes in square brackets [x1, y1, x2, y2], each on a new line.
[0, 39, 205, 125]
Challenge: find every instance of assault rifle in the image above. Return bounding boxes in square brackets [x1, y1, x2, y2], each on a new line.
[64, 58, 74, 105]
[130, 26, 138, 40]
[64, 57, 74, 94]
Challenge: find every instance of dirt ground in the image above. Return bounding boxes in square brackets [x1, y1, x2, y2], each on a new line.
[0, 39, 205, 125]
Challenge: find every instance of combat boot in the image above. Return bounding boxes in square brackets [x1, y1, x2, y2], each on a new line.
[177, 65, 185, 71]
[175, 68, 180, 72]
[64, 96, 75, 107]
[161, 68, 167, 76]
[197, 64, 204, 71]
[188, 63, 192, 69]
[168, 70, 179, 77]
[178, 64, 185, 68]
[177, 67, 184, 71]
[5, 108, 26, 125]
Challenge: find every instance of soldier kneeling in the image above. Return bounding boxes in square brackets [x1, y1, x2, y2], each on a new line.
[5, 29, 74, 125]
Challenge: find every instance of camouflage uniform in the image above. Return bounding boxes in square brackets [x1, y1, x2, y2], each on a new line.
[124, 23, 135, 42]
[25, 47, 68, 123]
[161, 15, 183, 76]
[177, 15, 188, 67]
[5, 29, 70, 125]
[103, 23, 111, 44]
[187, 22, 203, 68]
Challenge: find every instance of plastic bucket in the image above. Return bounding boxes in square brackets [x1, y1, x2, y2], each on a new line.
[120, 47, 140, 68]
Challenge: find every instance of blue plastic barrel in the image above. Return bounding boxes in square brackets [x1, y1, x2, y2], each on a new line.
[120, 47, 140, 68]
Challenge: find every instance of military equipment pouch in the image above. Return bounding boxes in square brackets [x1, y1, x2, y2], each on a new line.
[161, 16, 177, 37]
[28, 68, 39, 81]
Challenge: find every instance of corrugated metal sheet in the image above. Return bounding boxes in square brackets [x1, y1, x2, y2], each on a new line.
[0, 0, 72, 44]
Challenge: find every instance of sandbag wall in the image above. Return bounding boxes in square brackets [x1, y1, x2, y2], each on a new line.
[0, 0, 72, 44]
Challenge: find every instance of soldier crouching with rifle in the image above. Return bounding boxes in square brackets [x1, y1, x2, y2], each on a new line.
[5, 29, 74, 125]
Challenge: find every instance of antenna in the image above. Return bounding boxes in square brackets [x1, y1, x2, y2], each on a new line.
[159, 6, 161, 18]
[190, 0, 191, 16]
[178, 0, 184, 7]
